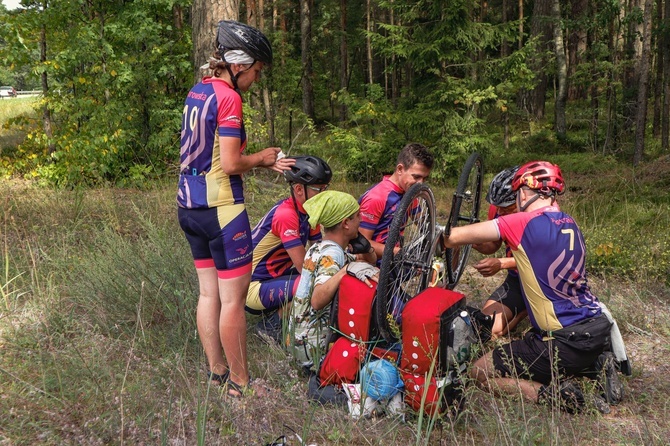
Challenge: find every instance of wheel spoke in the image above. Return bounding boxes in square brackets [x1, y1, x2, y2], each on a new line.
[445, 153, 483, 289]
[374, 183, 436, 342]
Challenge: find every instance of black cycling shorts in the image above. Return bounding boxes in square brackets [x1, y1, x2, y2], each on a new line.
[492, 330, 604, 385]
[488, 273, 525, 316]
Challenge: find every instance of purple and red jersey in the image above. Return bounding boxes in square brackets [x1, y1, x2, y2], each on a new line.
[177, 77, 247, 209]
[250, 196, 322, 281]
[495, 205, 601, 333]
[487, 204, 518, 277]
[358, 176, 405, 244]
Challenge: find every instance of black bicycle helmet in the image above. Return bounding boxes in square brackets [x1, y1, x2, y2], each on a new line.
[284, 156, 333, 185]
[217, 20, 273, 66]
[486, 165, 520, 207]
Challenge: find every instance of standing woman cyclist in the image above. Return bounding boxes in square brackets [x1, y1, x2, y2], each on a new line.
[177, 20, 293, 396]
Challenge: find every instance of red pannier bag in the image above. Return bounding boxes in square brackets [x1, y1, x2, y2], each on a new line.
[402, 371, 442, 415]
[400, 287, 473, 414]
[319, 274, 377, 386]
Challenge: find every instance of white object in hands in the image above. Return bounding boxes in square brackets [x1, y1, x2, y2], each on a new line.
[386, 392, 405, 417]
[277, 150, 286, 160]
[343, 383, 377, 419]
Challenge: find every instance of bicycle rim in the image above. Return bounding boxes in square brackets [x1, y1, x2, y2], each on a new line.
[445, 152, 483, 289]
[375, 183, 436, 343]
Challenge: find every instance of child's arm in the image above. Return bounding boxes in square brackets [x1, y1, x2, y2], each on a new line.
[311, 267, 347, 311]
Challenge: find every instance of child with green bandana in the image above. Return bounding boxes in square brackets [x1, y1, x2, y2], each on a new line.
[286, 191, 377, 371]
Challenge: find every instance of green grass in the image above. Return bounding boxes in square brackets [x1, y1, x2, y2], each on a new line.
[0, 97, 37, 154]
[1, 159, 669, 444]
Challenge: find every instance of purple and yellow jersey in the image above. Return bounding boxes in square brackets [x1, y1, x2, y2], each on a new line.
[358, 176, 404, 244]
[495, 205, 601, 333]
[177, 77, 247, 209]
[250, 197, 322, 281]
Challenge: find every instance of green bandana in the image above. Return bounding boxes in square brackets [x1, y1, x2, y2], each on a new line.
[303, 190, 360, 229]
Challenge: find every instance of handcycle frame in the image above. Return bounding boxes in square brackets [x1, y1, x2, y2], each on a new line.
[373, 152, 484, 343]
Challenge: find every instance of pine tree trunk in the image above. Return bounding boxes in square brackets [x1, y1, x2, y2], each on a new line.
[503, 110, 510, 150]
[519, 0, 552, 121]
[518, 0, 524, 50]
[173, 4, 183, 30]
[663, 0, 670, 149]
[567, 0, 587, 100]
[339, 0, 348, 121]
[552, 0, 567, 139]
[604, 15, 619, 153]
[40, 21, 55, 155]
[253, 0, 275, 146]
[623, 0, 644, 125]
[391, 7, 398, 102]
[300, 0, 315, 120]
[652, 0, 663, 137]
[633, 0, 654, 165]
[588, 5, 600, 151]
[246, 0, 260, 112]
[192, 0, 237, 83]
[367, 0, 373, 85]
[502, 0, 509, 57]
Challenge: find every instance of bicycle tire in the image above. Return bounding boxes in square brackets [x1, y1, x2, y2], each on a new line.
[374, 183, 437, 343]
[444, 152, 483, 289]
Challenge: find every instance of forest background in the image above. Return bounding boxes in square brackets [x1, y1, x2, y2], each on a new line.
[2, 0, 670, 184]
[1, 0, 669, 444]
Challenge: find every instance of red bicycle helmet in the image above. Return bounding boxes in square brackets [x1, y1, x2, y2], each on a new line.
[512, 161, 565, 196]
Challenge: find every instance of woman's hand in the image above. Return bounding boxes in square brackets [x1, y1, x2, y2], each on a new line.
[257, 147, 281, 167]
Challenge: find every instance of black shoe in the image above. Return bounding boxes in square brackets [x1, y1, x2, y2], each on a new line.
[592, 394, 611, 414]
[538, 380, 585, 414]
[255, 311, 282, 345]
[596, 351, 624, 405]
[307, 374, 347, 406]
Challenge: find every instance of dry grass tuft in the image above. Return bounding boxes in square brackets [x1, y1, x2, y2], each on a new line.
[1, 168, 669, 444]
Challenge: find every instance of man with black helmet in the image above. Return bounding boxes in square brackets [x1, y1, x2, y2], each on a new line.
[247, 156, 333, 343]
[444, 161, 613, 413]
[177, 20, 293, 397]
[471, 166, 527, 339]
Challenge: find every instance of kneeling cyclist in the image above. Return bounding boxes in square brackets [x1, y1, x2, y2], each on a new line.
[246, 155, 332, 343]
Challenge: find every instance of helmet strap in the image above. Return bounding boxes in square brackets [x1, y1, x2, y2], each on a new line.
[289, 183, 303, 218]
[518, 188, 556, 212]
[225, 65, 241, 95]
[518, 188, 540, 212]
[225, 61, 257, 96]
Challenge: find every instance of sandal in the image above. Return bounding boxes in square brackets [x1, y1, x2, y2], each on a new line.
[225, 378, 253, 398]
[206, 369, 230, 386]
[224, 376, 269, 398]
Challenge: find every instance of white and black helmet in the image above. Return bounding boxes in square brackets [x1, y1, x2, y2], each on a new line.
[217, 20, 273, 66]
[284, 156, 332, 185]
[486, 165, 520, 207]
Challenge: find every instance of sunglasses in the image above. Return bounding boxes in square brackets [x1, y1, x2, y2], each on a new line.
[306, 185, 329, 193]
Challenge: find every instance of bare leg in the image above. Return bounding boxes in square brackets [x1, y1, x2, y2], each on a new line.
[482, 300, 527, 339]
[470, 351, 543, 403]
[196, 267, 228, 376]
[218, 272, 252, 388]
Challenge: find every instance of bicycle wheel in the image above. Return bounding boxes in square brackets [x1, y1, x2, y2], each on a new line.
[374, 183, 436, 343]
[444, 152, 483, 289]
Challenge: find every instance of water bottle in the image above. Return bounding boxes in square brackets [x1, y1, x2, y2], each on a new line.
[460, 310, 471, 326]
